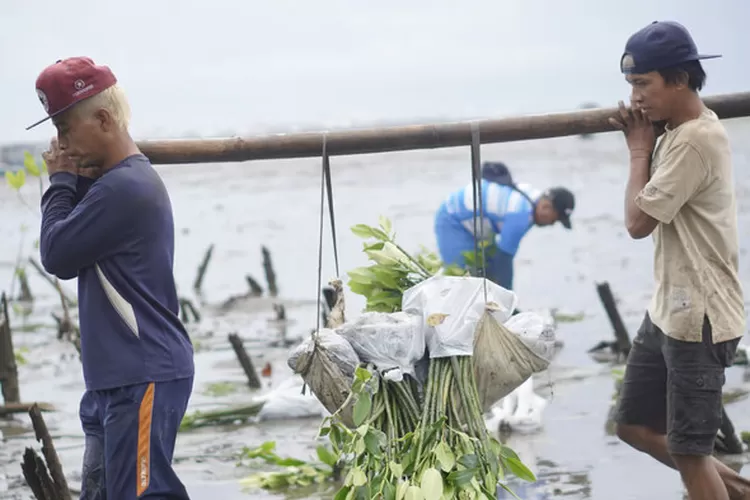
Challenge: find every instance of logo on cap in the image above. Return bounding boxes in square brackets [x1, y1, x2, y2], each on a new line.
[74, 79, 86, 90]
[36, 89, 49, 113]
[621, 53, 636, 73]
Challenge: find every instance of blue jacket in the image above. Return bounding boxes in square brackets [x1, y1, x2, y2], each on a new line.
[437, 181, 540, 289]
[40, 154, 194, 391]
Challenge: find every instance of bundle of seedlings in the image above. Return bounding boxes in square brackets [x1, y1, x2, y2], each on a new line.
[274, 218, 553, 499]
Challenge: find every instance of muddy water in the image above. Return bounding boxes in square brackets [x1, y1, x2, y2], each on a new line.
[3, 120, 750, 500]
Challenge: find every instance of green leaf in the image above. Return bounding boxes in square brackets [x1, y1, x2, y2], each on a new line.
[352, 391, 372, 426]
[329, 425, 343, 452]
[434, 441, 455, 472]
[440, 483, 455, 500]
[499, 444, 520, 460]
[404, 485, 424, 500]
[499, 482, 523, 500]
[420, 468, 444, 499]
[457, 454, 479, 470]
[363, 241, 385, 252]
[396, 480, 409, 500]
[333, 486, 351, 500]
[363, 428, 386, 456]
[378, 215, 393, 236]
[382, 480, 397, 500]
[351, 224, 378, 239]
[347, 267, 377, 285]
[315, 445, 337, 467]
[348, 279, 375, 297]
[371, 268, 403, 289]
[351, 467, 367, 487]
[446, 468, 476, 487]
[389, 461, 404, 478]
[354, 436, 366, 454]
[504, 456, 536, 482]
[366, 249, 401, 267]
[354, 366, 371, 382]
[5, 170, 26, 190]
[23, 152, 40, 177]
[260, 441, 276, 453]
[273, 457, 307, 467]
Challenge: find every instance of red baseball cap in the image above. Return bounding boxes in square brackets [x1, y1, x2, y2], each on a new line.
[26, 57, 117, 130]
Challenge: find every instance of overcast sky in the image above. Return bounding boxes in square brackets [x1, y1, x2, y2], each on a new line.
[1, 0, 747, 144]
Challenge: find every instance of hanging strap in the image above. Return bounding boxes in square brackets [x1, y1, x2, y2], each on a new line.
[301, 135, 341, 396]
[314, 134, 340, 339]
[469, 122, 488, 302]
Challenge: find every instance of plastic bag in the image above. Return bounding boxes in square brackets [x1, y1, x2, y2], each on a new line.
[335, 311, 425, 382]
[474, 309, 553, 412]
[255, 376, 329, 421]
[287, 329, 360, 426]
[402, 275, 518, 358]
[505, 311, 557, 361]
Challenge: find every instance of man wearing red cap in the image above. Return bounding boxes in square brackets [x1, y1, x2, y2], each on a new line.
[610, 22, 749, 500]
[29, 57, 194, 499]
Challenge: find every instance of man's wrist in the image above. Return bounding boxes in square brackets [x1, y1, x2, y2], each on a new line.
[629, 148, 652, 158]
[48, 171, 78, 189]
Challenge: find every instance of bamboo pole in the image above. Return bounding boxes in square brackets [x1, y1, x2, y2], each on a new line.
[138, 91, 750, 165]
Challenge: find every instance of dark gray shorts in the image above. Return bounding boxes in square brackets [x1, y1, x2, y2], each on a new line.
[614, 312, 740, 456]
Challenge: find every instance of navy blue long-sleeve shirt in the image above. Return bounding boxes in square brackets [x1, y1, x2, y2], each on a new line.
[40, 154, 194, 391]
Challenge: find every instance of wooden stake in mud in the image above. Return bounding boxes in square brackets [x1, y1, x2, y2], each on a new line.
[228, 333, 262, 389]
[16, 267, 34, 302]
[136, 91, 750, 164]
[596, 282, 632, 357]
[50, 278, 78, 351]
[0, 292, 21, 404]
[21, 403, 71, 500]
[245, 275, 264, 297]
[193, 244, 214, 294]
[261, 246, 278, 297]
[179, 297, 201, 323]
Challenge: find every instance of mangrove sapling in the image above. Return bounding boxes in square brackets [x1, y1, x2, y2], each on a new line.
[347, 217, 464, 313]
[344, 217, 536, 499]
[239, 441, 338, 491]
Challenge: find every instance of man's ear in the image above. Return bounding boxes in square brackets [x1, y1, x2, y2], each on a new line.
[673, 70, 689, 90]
[94, 108, 113, 132]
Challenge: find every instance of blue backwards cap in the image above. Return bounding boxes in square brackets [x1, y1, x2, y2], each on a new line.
[620, 21, 720, 75]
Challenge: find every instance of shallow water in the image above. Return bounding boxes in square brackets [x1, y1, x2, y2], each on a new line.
[3, 119, 750, 499]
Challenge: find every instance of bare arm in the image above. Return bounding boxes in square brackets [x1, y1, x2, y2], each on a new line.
[625, 150, 659, 239]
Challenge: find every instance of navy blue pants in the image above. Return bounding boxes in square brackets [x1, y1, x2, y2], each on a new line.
[79, 377, 193, 499]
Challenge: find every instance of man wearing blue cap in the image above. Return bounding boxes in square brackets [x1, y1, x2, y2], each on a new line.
[434, 161, 574, 291]
[610, 21, 749, 500]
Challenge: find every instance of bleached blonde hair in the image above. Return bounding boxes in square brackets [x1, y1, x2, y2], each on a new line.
[73, 84, 131, 130]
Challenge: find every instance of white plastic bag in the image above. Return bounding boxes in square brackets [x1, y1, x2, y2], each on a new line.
[255, 376, 329, 421]
[504, 311, 557, 362]
[402, 275, 518, 358]
[335, 311, 425, 382]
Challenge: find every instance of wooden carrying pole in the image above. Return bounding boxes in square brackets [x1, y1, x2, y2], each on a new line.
[138, 91, 750, 165]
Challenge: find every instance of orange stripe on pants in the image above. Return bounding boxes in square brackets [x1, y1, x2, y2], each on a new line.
[136, 382, 155, 496]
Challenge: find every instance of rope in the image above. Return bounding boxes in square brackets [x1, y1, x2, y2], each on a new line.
[313, 133, 340, 340]
[469, 122, 488, 302]
[301, 134, 340, 395]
